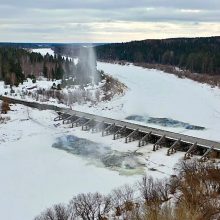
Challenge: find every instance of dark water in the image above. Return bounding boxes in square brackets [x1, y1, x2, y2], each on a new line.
[52, 135, 144, 175]
[125, 115, 205, 130]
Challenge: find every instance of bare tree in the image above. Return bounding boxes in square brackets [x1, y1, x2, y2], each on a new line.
[68, 192, 111, 220]
[34, 204, 69, 220]
[111, 184, 143, 219]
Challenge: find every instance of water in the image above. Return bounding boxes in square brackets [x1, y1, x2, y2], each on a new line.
[52, 135, 145, 175]
[125, 115, 205, 130]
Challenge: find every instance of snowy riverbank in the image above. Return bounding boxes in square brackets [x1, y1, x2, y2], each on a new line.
[0, 104, 183, 220]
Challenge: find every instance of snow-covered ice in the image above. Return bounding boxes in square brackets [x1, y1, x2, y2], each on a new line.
[0, 105, 140, 220]
[0, 104, 182, 220]
[93, 62, 220, 142]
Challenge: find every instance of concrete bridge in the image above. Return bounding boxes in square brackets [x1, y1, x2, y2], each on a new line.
[2, 96, 220, 161]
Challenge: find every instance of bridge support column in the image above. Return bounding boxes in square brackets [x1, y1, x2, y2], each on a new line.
[125, 129, 139, 143]
[138, 131, 152, 147]
[91, 121, 105, 133]
[153, 135, 166, 151]
[102, 123, 116, 136]
[72, 117, 86, 128]
[184, 142, 197, 159]
[82, 119, 94, 131]
[199, 146, 214, 162]
[63, 115, 76, 124]
[113, 126, 127, 140]
[167, 138, 181, 156]
[54, 112, 69, 121]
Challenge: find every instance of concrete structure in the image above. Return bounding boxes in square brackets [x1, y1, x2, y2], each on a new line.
[2, 96, 220, 160]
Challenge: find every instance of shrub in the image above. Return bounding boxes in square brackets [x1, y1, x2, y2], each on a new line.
[1, 98, 10, 114]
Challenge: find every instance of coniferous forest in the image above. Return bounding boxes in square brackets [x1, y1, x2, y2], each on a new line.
[1, 36, 220, 88]
[0, 48, 71, 85]
[96, 36, 220, 75]
[0, 47, 100, 86]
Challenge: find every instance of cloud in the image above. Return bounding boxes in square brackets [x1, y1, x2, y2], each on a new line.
[0, 0, 219, 42]
[1, 0, 220, 10]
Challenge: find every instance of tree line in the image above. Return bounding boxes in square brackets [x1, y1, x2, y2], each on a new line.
[0, 47, 101, 87]
[95, 36, 220, 75]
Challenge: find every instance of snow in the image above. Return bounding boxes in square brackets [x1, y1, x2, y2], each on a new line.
[93, 62, 220, 142]
[0, 104, 182, 220]
[1, 48, 220, 219]
[32, 48, 55, 56]
[6, 60, 220, 145]
[0, 105, 141, 220]
[29, 49, 220, 142]
[32, 48, 74, 62]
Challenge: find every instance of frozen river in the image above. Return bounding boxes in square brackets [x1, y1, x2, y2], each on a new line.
[94, 62, 220, 142]
[1, 48, 218, 220]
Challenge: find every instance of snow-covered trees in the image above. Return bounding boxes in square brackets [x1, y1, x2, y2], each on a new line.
[0, 48, 72, 86]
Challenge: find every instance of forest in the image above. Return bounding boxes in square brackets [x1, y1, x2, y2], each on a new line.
[0, 47, 100, 86]
[96, 36, 220, 75]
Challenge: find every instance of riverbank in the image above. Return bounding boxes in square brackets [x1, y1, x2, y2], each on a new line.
[98, 59, 220, 88]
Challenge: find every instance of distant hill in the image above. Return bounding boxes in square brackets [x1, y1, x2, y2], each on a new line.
[0, 42, 106, 49]
[95, 36, 220, 75]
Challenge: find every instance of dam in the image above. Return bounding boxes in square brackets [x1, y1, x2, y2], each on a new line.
[2, 96, 220, 161]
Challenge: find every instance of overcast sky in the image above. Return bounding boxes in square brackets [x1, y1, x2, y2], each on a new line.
[0, 0, 219, 43]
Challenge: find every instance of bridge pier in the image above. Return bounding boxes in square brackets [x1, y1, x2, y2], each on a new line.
[91, 121, 105, 133]
[167, 138, 181, 156]
[184, 142, 197, 159]
[63, 115, 77, 124]
[113, 126, 127, 140]
[102, 123, 116, 136]
[153, 135, 166, 151]
[54, 112, 69, 121]
[138, 131, 152, 147]
[199, 146, 214, 162]
[82, 119, 95, 131]
[125, 129, 139, 143]
[72, 117, 87, 128]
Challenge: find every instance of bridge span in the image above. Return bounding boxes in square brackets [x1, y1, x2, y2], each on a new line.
[2, 96, 220, 161]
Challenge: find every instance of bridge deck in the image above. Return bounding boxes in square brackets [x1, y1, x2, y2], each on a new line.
[1, 96, 220, 152]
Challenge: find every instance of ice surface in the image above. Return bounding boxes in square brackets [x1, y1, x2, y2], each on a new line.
[52, 135, 145, 175]
[0, 105, 140, 220]
[125, 115, 205, 130]
[0, 104, 183, 220]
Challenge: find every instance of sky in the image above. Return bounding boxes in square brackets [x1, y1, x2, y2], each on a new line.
[0, 0, 219, 43]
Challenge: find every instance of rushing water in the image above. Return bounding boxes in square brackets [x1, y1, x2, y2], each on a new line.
[52, 135, 145, 175]
[125, 115, 205, 130]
